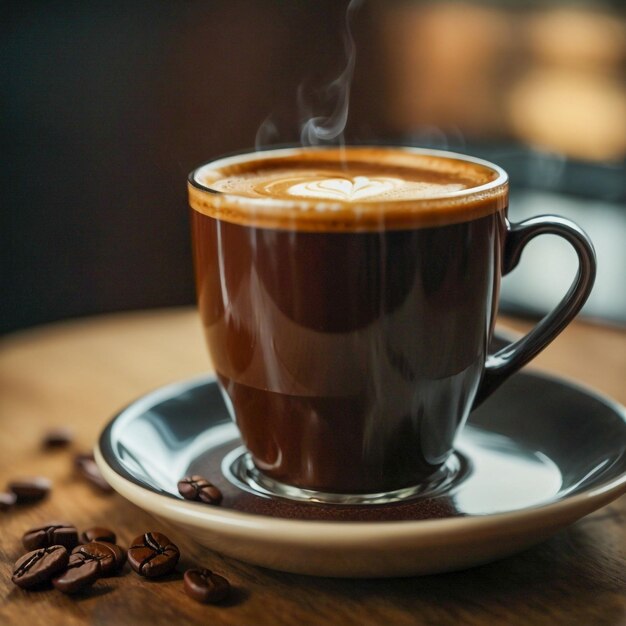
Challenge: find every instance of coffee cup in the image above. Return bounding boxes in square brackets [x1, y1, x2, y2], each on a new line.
[188, 146, 595, 504]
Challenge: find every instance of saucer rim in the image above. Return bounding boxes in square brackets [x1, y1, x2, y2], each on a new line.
[96, 368, 626, 542]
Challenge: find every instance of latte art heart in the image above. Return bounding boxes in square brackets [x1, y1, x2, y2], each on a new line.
[288, 176, 400, 201]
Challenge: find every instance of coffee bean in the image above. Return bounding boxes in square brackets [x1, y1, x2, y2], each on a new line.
[80, 527, 116, 544]
[74, 453, 113, 493]
[42, 427, 73, 448]
[0, 491, 17, 511]
[178, 475, 223, 505]
[128, 532, 180, 578]
[183, 568, 231, 604]
[52, 553, 101, 594]
[8, 477, 51, 503]
[72, 541, 125, 576]
[102, 541, 127, 571]
[23, 522, 78, 551]
[11, 545, 69, 589]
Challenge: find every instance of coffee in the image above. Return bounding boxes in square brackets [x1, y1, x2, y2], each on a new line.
[178, 475, 223, 505]
[52, 552, 101, 594]
[42, 427, 74, 448]
[189, 147, 506, 494]
[12, 546, 69, 589]
[74, 452, 114, 493]
[189, 147, 505, 232]
[22, 522, 79, 551]
[189, 146, 594, 499]
[8, 477, 51, 503]
[80, 527, 117, 544]
[183, 568, 231, 604]
[72, 541, 126, 576]
[128, 532, 180, 578]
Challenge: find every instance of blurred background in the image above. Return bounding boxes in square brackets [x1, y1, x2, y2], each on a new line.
[2, 0, 625, 333]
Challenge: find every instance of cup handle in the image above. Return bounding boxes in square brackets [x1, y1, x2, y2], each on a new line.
[473, 215, 597, 406]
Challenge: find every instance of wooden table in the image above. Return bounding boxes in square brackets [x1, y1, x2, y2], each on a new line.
[1, 308, 625, 626]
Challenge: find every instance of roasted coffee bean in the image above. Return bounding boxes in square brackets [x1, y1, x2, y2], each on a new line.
[8, 477, 51, 503]
[74, 453, 93, 466]
[128, 532, 180, 578]
[72, 541, 125, 576]
[0, 491, 17, 511]
[178, 475, 223, 505]
[102, 541, 127, 571]
[80, 527, 116, 544]
[183, 568, 231, 604]
[71, 543, 115, 576]
[23, 522, 78, 551]
[52, 553, 101, 594]
[42, 427, 73, 448]
[74, 453, 113, 493]
[11, 545, 69, 589]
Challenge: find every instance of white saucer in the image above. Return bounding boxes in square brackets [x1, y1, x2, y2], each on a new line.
[96, 369, 626, 577]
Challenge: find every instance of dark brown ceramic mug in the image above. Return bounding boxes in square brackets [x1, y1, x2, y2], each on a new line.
[188, 147, 596, 504]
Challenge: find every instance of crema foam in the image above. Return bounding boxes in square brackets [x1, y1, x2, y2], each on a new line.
[189, 147, 509, 231]
[212, 172, 467, 203]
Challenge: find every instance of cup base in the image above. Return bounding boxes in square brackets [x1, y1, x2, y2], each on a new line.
[222, 446, 468, 506]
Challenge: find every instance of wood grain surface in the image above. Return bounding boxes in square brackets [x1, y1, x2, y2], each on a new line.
[1, 308, 625, 626]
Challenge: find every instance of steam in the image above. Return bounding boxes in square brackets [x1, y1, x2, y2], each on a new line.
[299, 0, 362, 146]
[254, 0, 362, 152]
[255, 116, 280, 152]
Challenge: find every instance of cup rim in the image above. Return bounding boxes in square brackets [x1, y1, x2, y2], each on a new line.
[188, 145, 509, 231]
[190, 145, 507, 199]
